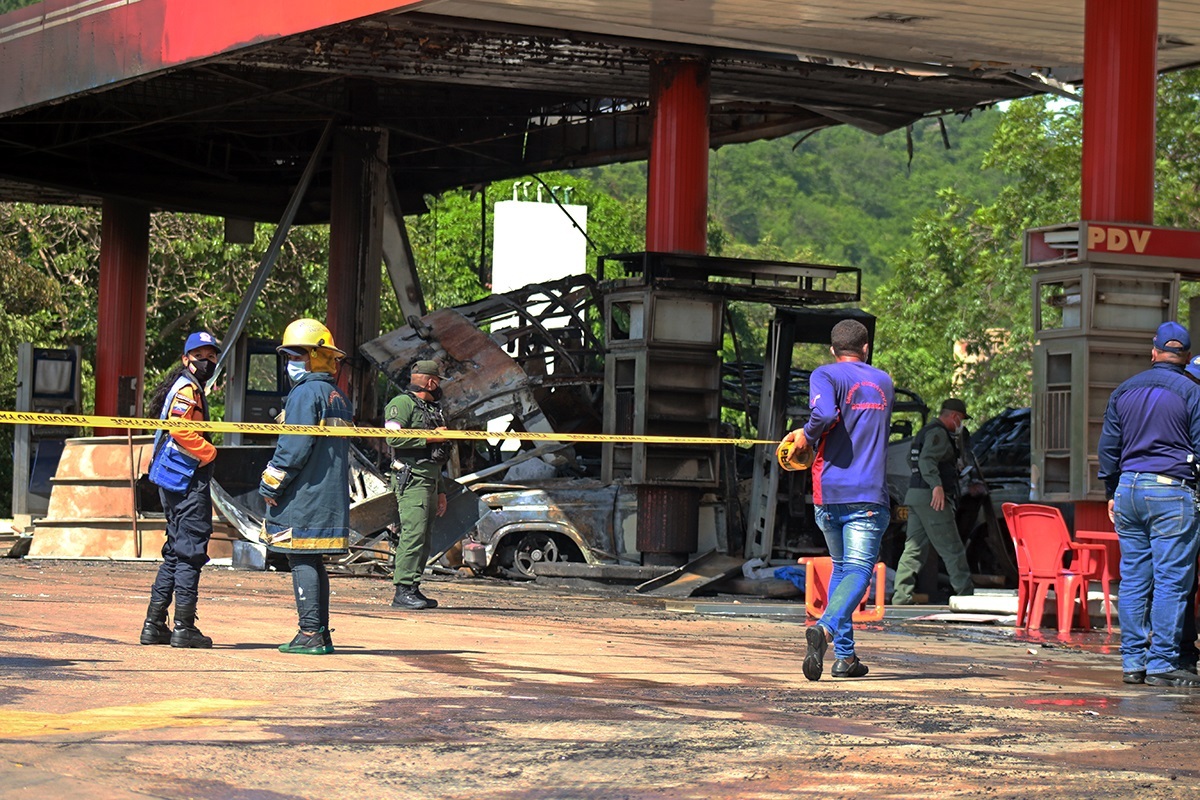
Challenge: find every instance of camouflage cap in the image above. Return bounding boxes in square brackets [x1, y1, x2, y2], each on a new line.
[411, 359, 443, 379]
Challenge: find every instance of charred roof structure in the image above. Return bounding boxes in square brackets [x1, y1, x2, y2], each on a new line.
[5, 0, 1199, 220]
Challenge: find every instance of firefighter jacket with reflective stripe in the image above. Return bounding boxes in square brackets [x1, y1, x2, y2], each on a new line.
[259, 372, 354, 554]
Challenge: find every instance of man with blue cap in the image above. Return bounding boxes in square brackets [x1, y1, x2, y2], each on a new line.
[1099, 321, 1200, 688]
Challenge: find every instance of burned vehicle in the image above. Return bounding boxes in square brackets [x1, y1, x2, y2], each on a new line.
[463, 481, 636, 577]
[961, 407, 1031, 574]
[199, 257, 1025, 588]
[359, 253, 911, 579]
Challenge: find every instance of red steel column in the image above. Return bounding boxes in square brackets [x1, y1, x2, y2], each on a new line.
[1081, 0, 1157, 223]
[327, 127, 388, 414]
[1075, 0, 1157, 527]
[646, 58, 710, 254]
[95, 199, 149, 435]
[641, 59, 711, 565]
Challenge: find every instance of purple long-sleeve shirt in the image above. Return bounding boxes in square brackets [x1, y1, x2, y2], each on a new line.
[802, 359, 895, 507]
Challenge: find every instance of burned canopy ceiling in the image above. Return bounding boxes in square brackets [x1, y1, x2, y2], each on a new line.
[0, 5, 1128, 220]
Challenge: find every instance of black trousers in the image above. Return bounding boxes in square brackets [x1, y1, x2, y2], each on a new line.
[150, 464, 213, 608]
[287, 553, 330, 632]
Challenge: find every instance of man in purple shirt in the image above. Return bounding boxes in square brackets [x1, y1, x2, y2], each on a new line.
[781, 319, 894, 681]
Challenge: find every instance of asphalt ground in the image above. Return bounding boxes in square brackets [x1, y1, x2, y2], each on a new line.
[0, 559, 1196, 800]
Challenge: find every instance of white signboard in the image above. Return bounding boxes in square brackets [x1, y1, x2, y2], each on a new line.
[492, 196, 588, 293]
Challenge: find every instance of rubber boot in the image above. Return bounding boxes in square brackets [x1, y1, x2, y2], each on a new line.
[170, 604, 213, 649]
[139, 600, 172, 645]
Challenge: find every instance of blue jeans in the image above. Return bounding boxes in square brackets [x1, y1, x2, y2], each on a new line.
[813, 503, 890, 659]
[1113, 473, 1200, 675]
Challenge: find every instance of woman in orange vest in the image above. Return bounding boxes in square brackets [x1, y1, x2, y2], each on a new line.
[140, 331, 219, 648]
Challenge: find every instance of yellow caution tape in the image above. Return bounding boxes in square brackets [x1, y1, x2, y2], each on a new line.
[0, 409, 778, 448]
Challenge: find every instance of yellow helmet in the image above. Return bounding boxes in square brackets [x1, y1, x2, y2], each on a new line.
[279, 318, 346, 358]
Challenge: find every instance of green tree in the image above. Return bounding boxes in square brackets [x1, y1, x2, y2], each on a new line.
[1156, 70, 1200, 230]
[872, 71, 1200, 421]
[871, 97, 1081, 420]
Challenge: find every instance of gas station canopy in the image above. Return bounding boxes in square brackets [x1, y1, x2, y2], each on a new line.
[1, 0, 1199, 221]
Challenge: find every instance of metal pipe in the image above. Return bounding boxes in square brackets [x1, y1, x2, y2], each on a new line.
[212, 119, 334, 386]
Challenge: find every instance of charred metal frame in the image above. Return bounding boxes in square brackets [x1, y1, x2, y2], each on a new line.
[0, 11, 1039, 221]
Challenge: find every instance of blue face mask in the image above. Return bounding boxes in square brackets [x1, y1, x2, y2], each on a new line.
[286, 361, 309, 384]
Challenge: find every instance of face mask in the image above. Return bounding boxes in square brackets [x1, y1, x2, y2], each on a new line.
[408, 382, 442, 401]
[287, 361, 309, 384]
[189, 358, 216, 383]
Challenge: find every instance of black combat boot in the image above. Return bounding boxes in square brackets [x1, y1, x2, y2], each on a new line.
[391, 584, 429, 609]
[170, 604, 213, 648]
[412, 585, 439, 609]
[139, 600, 172, 645]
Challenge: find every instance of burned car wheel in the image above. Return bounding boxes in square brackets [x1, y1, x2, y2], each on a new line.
[496, 532, 581, 578]
[513, 532, 560, 576]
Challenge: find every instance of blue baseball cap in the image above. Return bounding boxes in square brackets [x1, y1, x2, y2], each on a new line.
[183, 330, 220, 354]
[1188, 355, 1200, 381]
[1153, 321, 1191, 353]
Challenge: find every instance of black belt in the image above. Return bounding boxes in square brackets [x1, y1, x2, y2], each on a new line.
[391, 458, 432, 470]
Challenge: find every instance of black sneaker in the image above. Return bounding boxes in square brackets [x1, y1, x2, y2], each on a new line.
[279, 628, 334, 655]
[832, 656, 869, 678]
[802, 625, 829, 682]
[1145, 669, 1200, 688]
[391, 584, 429, 610]
[413, 586, 439, 609]
[1123, 670, 1146, 685]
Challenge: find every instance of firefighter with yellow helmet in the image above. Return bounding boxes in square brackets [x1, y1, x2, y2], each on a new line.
[258, 318, 353, 655]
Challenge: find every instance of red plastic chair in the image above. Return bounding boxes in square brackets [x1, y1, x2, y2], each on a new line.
[802, 556, 886, 622]
[1001, 503, 1033, 629]
[1006, 504, 1110, 634]
[1074, 531, 1119, 634]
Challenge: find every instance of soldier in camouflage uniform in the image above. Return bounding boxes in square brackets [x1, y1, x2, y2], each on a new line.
[891, 398, 976, 605]
[384, 359, 450, 609]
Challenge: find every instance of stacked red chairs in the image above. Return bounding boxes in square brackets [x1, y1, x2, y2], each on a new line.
[1004, 503, 1111, 635]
